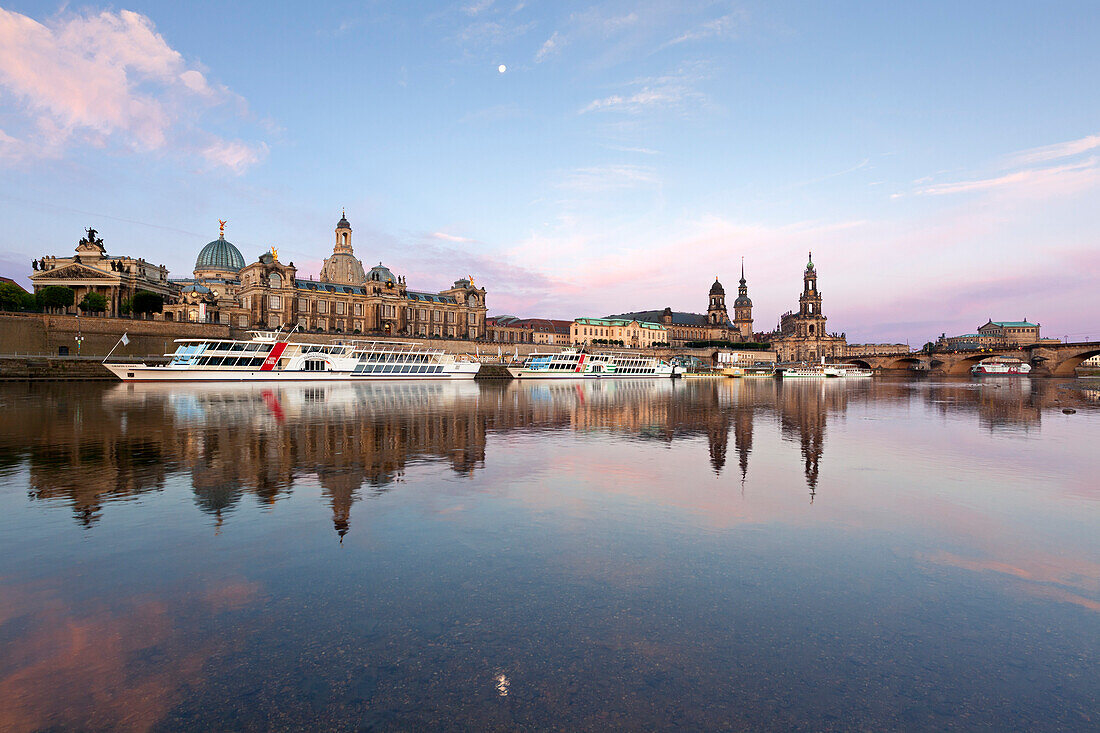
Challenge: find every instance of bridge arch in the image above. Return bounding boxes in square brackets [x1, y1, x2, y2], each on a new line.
[883, 356, 924, 370]
[946, 352, 1017, 376]
[1043, 347, 1100, 377]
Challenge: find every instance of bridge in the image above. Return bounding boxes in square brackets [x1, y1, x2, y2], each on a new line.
[846, 342, 1100, 376]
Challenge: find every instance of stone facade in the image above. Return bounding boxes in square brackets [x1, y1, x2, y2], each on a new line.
[845, 343, 909, 357]
[609, 271, 754, 346]
[30, 228, 174, 317]
[486, 316, 571, 344]
[938, 320, 1042, 350]
[163, 214, 487, 338]
[570, 317, 668, 347]
[769, 253, 848, 363]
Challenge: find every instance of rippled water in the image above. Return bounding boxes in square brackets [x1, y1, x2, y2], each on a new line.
[0, 377, 1097, 731]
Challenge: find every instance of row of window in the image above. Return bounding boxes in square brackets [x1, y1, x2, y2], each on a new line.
[191, 356, 268, 367]
[353, 364, 446, 374]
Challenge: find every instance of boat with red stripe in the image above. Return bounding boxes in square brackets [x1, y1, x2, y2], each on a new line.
[104, 329, 481, 382]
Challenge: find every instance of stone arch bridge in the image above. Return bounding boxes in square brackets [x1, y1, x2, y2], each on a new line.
[846, 342, 1100, 377]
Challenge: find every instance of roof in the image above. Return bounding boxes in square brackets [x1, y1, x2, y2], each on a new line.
[0, 276, 29, 293]
[609, 309, 720, 327]
[575, 317, 665, 330]
[989, 320, 1037, 328]
[195, 236, 245, 272]
[607, 305, 708, 323]
[487, 317, 572, 332]
[295, 279, 365, 294]
[407, 291, 457, 304]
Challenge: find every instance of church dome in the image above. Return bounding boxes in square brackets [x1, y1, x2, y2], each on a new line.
[320, 252, 366, 286]
[195, 236, 245, 273]
[709, 278, 725, 295]
[367, 263, 396, 284]
[735, 294, 752, 307]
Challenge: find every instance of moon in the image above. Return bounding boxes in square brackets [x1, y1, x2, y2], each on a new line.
[498, 64, 507, 74]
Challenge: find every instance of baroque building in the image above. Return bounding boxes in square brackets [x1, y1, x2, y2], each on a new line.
[769, 253, 847, 363]
[164, 214, 487, 338]
[30, 228, 173, 316]
[609, 271, 755, 346]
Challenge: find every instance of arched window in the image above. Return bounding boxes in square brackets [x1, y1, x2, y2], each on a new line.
[809, 324, 815, 334]
[269, 272, 282, 288]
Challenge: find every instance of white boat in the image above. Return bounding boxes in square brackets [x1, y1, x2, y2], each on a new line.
[742, 363, 778, 378]
[506, 348, 680, 379]
[104, 331, 481, 382]
[971, 360, 1031, 376]
[824, 363, 874, 378]
[775, 363, 833, 379]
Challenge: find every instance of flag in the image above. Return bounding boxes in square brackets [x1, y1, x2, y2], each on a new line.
[120, 332, 129, 345]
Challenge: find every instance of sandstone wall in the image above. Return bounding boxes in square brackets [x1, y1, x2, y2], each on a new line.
[0, 313, 230, 357]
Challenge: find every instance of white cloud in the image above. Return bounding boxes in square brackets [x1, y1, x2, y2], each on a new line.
[916, 159, 1098, 197]
[535, 31, 562, 62]
[663, 10, 747, 47]
[557, 164, 659, 192]
[201, 140, 269, 174]
[1004, 133, 1100, 167]
[431, 231, 477, 243]
[580, 85, 701, 114]
[0, 7, 266, 172]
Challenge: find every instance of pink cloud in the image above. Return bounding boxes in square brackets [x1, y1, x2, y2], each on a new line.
[1005, 133, 1100, 167]
[916, 158, 1099, 197]
[0, 7, 265, 172]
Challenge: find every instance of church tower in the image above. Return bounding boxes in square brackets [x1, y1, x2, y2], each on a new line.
[707, 277, 729, 327]
[797, 252, 827, 337]
[320, 210, 367, 285]
[334, 210, 353, 254]
[733, 259, 754, 341]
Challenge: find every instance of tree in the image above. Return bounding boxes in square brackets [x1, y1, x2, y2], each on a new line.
[922, 342, 936, 354]
[131, 290, 163, 319]
[0, 282, 35, 311]
[79, 292, 108, 313]
[119, 297, 133, 316]
[37, 285, 75, 312]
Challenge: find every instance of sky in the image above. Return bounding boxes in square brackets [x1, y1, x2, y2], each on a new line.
[1, 1, 1098, 344]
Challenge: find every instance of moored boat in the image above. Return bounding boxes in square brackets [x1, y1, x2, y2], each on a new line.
[775, 363, 833, 378]
[971, 360, 1031, 376]
[104, 331, 481, 382]
[506, 348, 680, 379]
[824, 363, 874, 378]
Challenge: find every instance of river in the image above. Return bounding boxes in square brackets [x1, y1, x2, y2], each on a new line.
[0, 377, 1097, 730]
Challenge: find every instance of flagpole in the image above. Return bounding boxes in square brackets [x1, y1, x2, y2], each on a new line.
[102, 332, 128, 363]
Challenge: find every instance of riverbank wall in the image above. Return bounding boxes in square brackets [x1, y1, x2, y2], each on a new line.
[0, 312, 764, 380]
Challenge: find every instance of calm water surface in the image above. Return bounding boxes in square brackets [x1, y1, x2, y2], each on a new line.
[0, 377, 1097, 731]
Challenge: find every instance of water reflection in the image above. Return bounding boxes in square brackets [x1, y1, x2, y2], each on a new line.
[1, 378, 1097, 730]
[2, 377, 1092, 533]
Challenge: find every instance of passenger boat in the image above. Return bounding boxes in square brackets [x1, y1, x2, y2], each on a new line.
[742, 363, 778, 378]
[824, 363, 874, 378]
[971, 360, 1031, 376]
[103, 331, 481, 382]
[774, 363, 833, 379]
[506, 348, 680, 379]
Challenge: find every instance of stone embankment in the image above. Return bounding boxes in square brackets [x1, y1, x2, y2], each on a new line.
[0, 312, 767, 380]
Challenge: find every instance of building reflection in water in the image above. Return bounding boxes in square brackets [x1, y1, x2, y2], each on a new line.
[2, 374, 1075, 532]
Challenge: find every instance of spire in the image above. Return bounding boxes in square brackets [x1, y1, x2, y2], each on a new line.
[740, 256, 746, 285]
